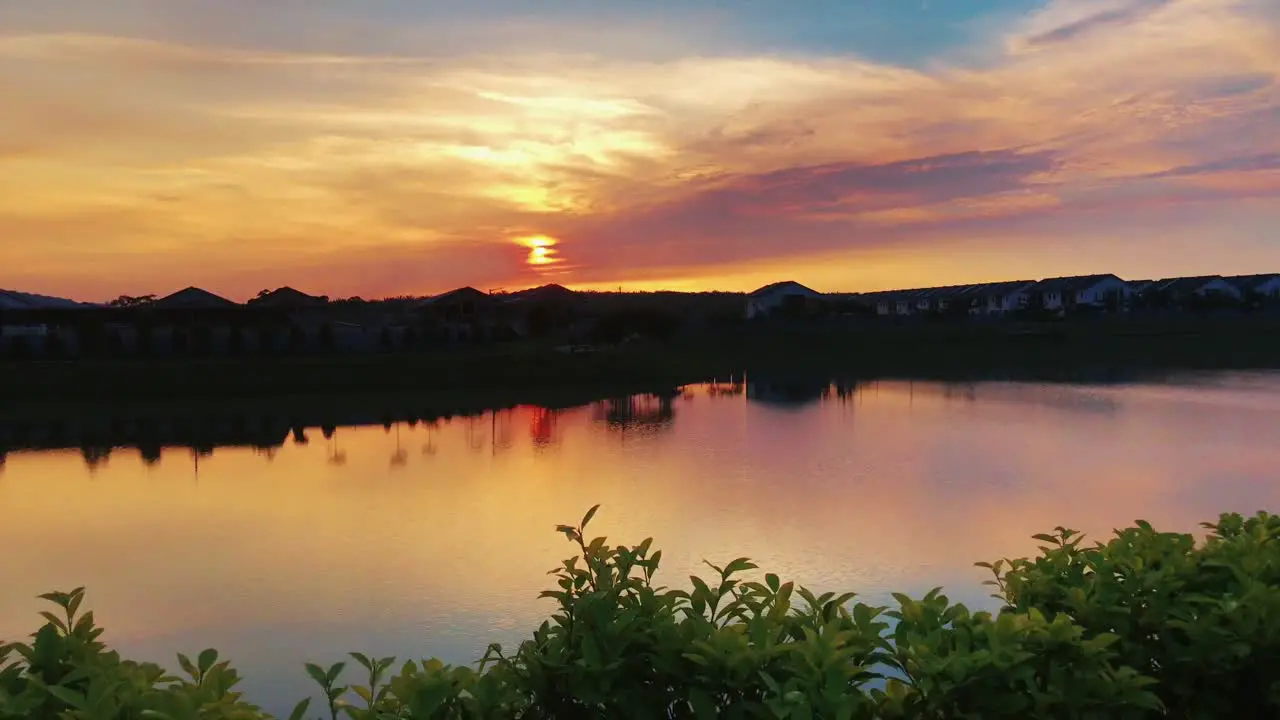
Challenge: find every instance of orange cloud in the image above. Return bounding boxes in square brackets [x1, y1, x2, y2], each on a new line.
[0, 0, 1277, 300]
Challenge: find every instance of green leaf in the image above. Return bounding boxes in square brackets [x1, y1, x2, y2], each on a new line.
[287, 698, 312, 720]
[197, 648, 218, 675]
[349, 651, 372, 671]
[690, 687, 719, 720]
[37, 611, 67, 633]
[42, 684, 88, 710]
[722, 558, 758, 577]
[325, 661, 347, 686]
[581, 504, 601, 529]
[409, 680, 453, 717]
[305, 662, 330, 688]
[177, 653, 198, 680]
[766, 573, 781, 593]
[73, 612, 96, 636]
[37, 591, 71, 609]
[67, 591, 84, 622]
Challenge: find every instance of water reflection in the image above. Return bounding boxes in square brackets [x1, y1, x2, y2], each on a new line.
[4, 373, 1280, 716]
[0, 387, 696, 470]
[0, 375, 1250, 470]
[746, 379, 831, 408]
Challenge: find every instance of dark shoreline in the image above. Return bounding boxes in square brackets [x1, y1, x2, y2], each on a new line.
[5, 315, 1280, 405]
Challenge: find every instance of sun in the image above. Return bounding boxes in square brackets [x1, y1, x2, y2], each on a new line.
[513, 234, 562, 267]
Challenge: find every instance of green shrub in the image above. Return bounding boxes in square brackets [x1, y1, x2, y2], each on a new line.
[982, 511, 1280, 718]
[6, 509, 1278, 718]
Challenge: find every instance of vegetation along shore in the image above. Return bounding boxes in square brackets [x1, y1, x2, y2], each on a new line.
[6, 312, 1280, 401]
[3, 507, 1278, 718]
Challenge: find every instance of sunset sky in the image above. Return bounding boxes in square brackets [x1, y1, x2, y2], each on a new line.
[2, 0, 1278, 301]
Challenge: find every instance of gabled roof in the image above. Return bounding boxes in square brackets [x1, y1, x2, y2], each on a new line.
[964, 280, 1036, 297]
[1224, 274, 1280, 293]
[426, 286, 492, 305]
[152, 287, 239, 309]
[1029, 274, 1125, 294]
[1151, 276, 1235, 296]
[860, 283, 998, 303]
[0, 289, 93, 310]
[509, 284, 576, 302]
[248, 287, 328, 308]
[748, 281, 820, 298]
[859, 287, 936, 302]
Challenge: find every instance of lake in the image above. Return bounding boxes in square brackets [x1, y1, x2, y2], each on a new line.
[4, 371, 1280, 714]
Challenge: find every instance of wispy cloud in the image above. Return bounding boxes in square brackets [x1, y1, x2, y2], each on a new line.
[1017, 0, 1173, 49]
[0, 0, 1277, 299]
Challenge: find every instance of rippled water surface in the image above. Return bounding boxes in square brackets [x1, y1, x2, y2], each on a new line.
[4, 372, 1280, 713]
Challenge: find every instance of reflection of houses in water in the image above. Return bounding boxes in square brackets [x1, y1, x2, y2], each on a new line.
[705, 378, 745, 398]
[529, 407, 560, 447]
[592, 390, 679, 431]
[486, 409, 517, 455]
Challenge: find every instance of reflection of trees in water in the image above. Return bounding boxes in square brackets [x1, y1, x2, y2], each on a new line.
[491, 409, 516, 454]
[941, 383, 978, 402]
[465, 414, 488, 452]
[390, 424, 407, 467]
[421, 424, 437, 456]
[80, 446, 111, 472]
[746, 379, 830, 408]
[825, 380, 861, 404]
[138, 443, 162, 466]
[327, 430, 347, 466]
[6, 398, 664, 469]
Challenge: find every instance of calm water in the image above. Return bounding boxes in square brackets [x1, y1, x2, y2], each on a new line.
[4, 373, 1280, 714]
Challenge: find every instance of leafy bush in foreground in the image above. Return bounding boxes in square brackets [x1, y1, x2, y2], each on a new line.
[3, 509, 1278, 718]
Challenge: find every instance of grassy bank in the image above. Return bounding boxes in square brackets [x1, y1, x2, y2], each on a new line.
[5, 314, 1280, 402]
[4, 507, 1279, 718]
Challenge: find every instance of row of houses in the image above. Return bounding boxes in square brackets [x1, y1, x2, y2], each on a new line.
[746, 274, 1280, 319]
[7, 270, 1280, 352]
[0, 282, 657, 357]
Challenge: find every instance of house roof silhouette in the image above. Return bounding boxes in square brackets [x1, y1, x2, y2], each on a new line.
[248, 287, 328, 308]
[0, 289, 92, 310]
[153, 287, 239, 309]
[747, 281, 819, 298]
